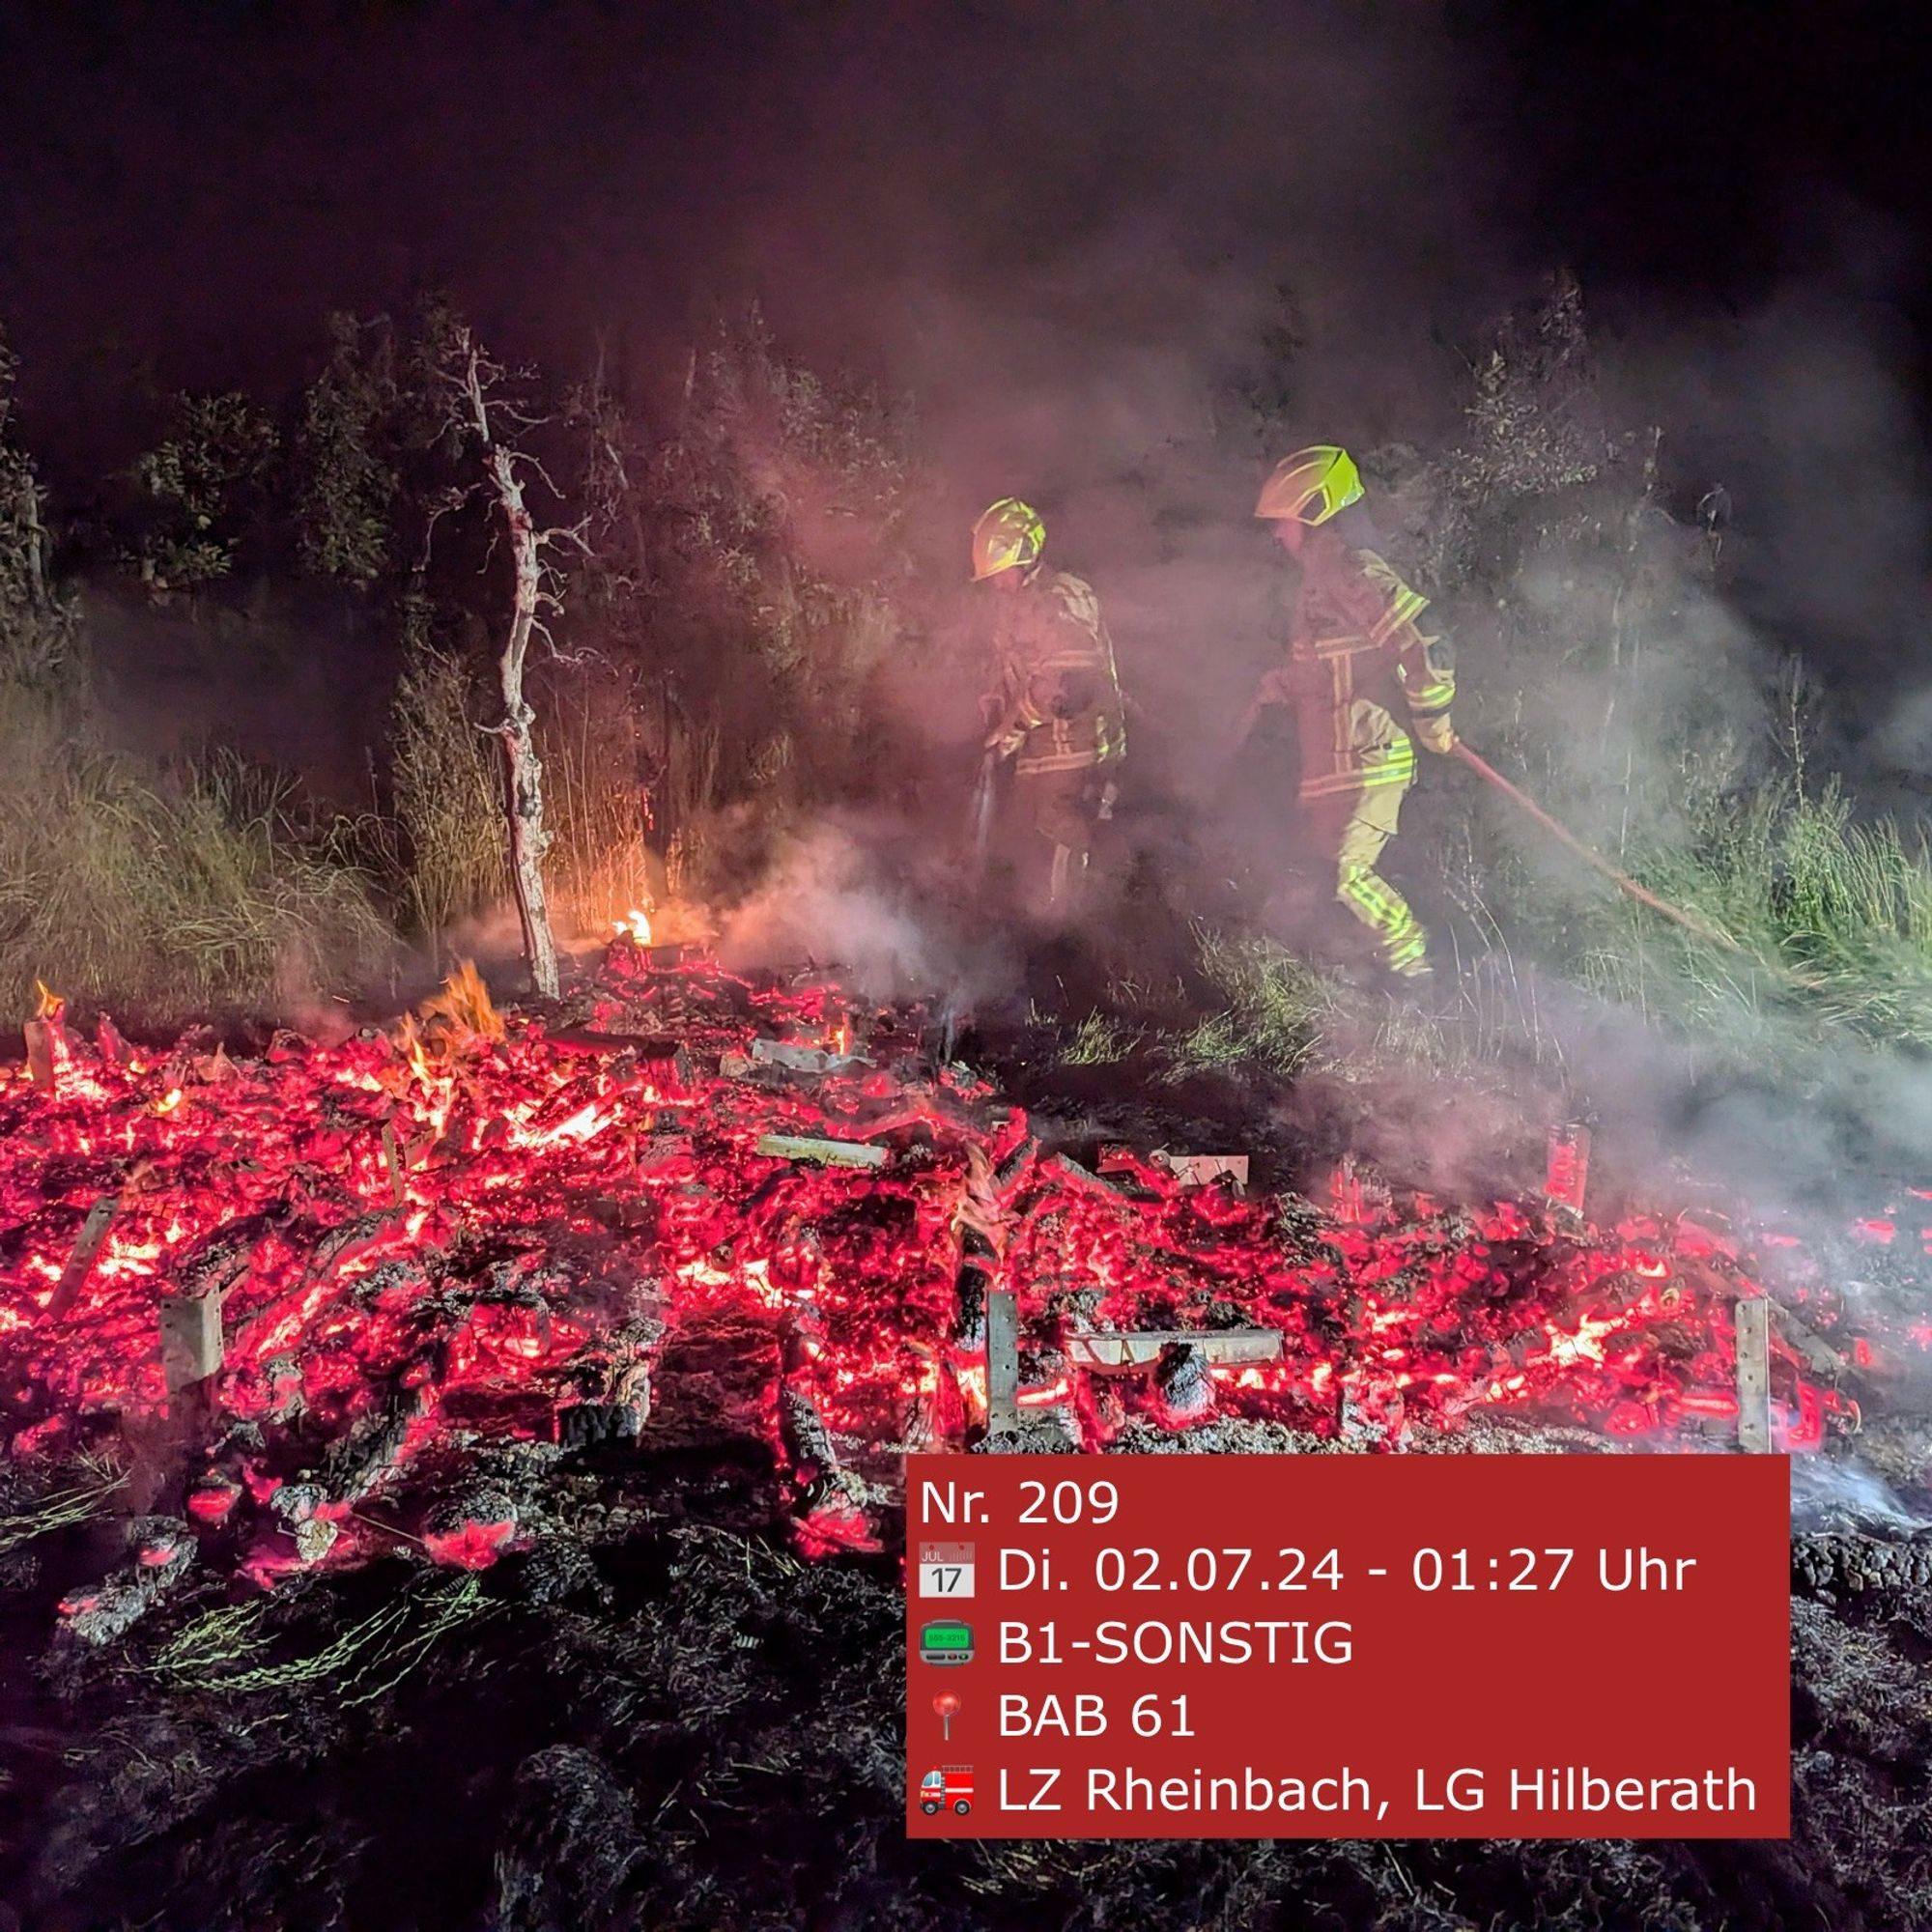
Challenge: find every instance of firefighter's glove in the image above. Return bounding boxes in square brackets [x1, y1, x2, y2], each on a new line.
[1414, 716, 1457, 756]
[986, 724, 1027, 758]
[1096, 781, 1119, 823]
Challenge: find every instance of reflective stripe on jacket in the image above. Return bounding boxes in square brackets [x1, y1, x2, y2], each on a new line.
[1276, 542, 1454, 802]
[992, 569, 1126, 776]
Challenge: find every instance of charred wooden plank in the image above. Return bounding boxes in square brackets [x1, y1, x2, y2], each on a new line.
[322, 1381, 432, 1501]
[754, 1133, 888, 1169]
[381, 1122, 406, 1207]
[43, 1195, 121, 1321]
[1064, 1328, 1283, 1373]
[94, 1013, 132, 1070]
[993, 1135, 1040, 1196]
[223, 1209, 408, 1366]
[171, 1208, 285, 1300]
[544, 1030, 696, 1086]
[1735, 1297, 1773, 1453]
[558, 1311, 661, 1452]
[779, 1381, 841, 1483]
[1154, 1341, 1215, 1418]
[1041, 1152, 1136, 1198]
[587, 1193, 658, 1233]
[984, 1290, 1020, 1436]
[23, 1017, 57, 1093]
[1545, 1123, 1591, 1219]
[748, 1037, 871, 1075]
[635, 1132, 694, 1172]
[1099, 1148, 1250, 1191]
[612, 938, 695, 970]
[1772, 1303, 1848, 1380]
[159, 1292, 224, 1394]
[1154, 1151, 1250, 1191]
[1326, 1152, 1391, 1224]
[952, 1255, 993, 1350]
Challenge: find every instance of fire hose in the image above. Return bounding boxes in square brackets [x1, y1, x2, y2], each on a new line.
[1451, 741, 1745, 954]
[968, 747, 999, 878]
[937, 749, 1002, 1063]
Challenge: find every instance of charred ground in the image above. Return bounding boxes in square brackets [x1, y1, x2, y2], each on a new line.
[0, 940, 1929, 1931]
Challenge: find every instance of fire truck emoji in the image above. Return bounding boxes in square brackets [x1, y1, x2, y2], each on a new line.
[917, 1766, 973, 1816]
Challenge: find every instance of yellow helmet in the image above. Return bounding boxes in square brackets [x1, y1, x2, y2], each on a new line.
[971, 497, 1044, 580]
[1254, 444, 1364, 526]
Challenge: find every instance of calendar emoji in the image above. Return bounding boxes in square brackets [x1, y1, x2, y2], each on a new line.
[918, 1542, 976, 1599]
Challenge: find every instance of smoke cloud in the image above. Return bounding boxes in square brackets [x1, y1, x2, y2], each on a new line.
[4, 2, 1928, 1243]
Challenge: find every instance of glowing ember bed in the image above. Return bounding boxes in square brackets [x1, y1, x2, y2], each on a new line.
[0, 947, 1873, 1601]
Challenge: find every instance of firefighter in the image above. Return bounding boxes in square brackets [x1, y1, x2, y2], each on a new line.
[1236, 444, 1456, 982]
[970, 497, 1125, 922]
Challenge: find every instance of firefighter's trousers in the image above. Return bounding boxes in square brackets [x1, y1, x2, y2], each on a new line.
[1301, 778, 1430, 976]
[1004, 765, 1103, 923]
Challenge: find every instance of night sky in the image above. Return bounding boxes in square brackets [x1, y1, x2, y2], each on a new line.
[2, 1, 1928, 729]
[4, 3, 1926, 418]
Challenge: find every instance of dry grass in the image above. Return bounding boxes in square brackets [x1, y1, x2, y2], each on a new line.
[661, 718, 724, 898]
[0, 682, 391, 1023]
[391, 644, 671, 947]
[1065, 923, 1568, 1097]
[388, 641, 507, 947]
[539, 675, 653, 937]
[0, 1458, 128, 1557]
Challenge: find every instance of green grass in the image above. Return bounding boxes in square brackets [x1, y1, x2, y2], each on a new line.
[0, 1459, 127, 1557]
[1174, 929, 1520, 1087]
[1170, 931, 1331, 1078]
[1039, 922, 1574, 1103]
[1148, 767, 1932, 1104]
[149, 1574, 492, 1703]
[1057, 1009, 1145, 1066]
[1494, 777, 1932, 1062]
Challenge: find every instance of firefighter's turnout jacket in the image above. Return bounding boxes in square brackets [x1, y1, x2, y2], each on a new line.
[1250, 538, 1454, 975]
[990, 569, 1125, 777]
[1274, 543, 1454, 796]
[986, 567, 1125, 919]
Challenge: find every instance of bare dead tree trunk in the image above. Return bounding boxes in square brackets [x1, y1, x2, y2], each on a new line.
[443, 328, 577, 1000]
[486, 442, 560, 999]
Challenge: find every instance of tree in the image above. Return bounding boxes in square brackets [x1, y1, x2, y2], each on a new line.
[294, 312, 399, 586]
[0, 328, 79, 690]
[421, 312, 582, 1000]
[632, 308, 920, 842]
[128, 389, 279, 598]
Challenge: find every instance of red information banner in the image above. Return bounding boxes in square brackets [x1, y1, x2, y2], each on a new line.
[905, 1454, 1790, 1839]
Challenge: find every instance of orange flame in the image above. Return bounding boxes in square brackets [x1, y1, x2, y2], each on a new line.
[416, 959, 502, 1043]
[33, 980, 65, 1023]
[613, 905, 655, 945]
